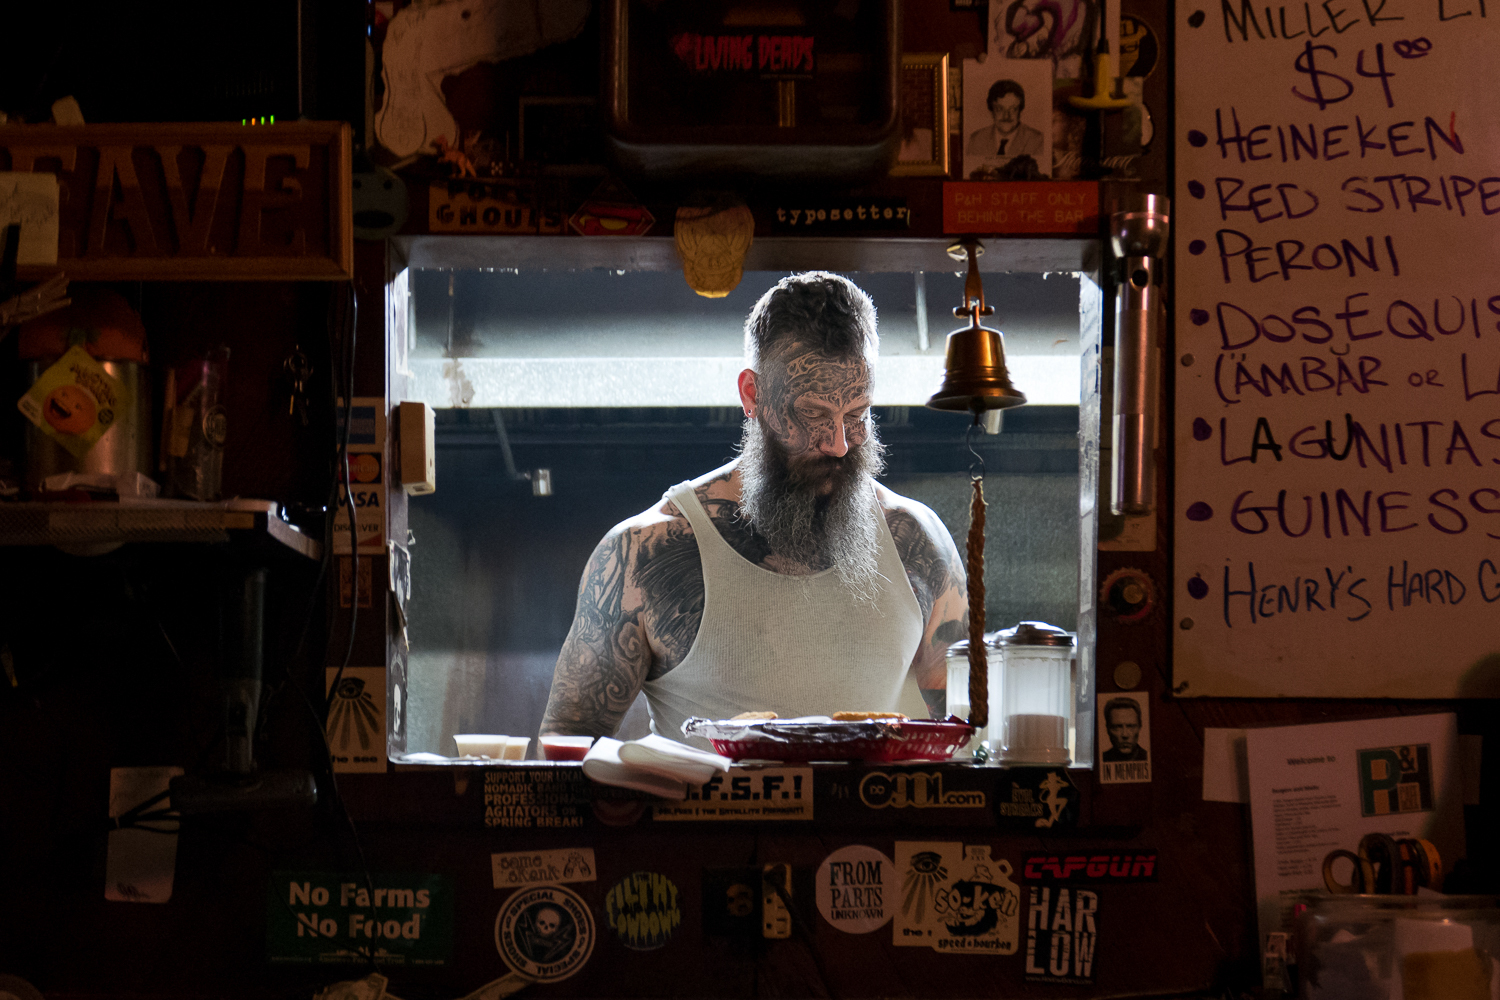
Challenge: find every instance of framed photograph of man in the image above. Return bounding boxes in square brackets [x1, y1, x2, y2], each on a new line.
[960, 57, 1053, 180]
[1097, 691, 1151, 784]
[891, 53, 950, 176]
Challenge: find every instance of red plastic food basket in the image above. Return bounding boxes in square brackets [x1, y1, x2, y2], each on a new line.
[699, 719, 975, 763]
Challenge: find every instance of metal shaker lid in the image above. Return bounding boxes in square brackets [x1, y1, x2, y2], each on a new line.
[997, 621, 1074, 647]
[945, 632, 1004, 655]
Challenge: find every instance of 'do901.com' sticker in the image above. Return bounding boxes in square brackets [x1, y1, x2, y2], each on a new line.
[494, 885, 594, 982]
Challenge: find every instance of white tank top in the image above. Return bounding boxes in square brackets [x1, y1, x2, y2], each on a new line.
[641, 475, 924, 747]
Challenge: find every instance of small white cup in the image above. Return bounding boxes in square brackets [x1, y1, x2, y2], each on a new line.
[540, 735, 595, 761]
[454, 734, 508, 759]
[504, 737, 530, 760]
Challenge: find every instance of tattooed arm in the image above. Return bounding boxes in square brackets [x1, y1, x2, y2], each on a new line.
[882, 493, 969, 720]
[540, 521, 653, 737]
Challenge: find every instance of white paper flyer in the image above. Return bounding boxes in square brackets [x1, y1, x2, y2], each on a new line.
[1246, 713, 1465, 950]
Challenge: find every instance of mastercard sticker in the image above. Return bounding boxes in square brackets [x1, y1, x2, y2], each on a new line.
[17, 346, 129, 458]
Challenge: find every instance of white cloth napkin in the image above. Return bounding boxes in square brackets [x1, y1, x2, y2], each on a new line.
[580, 738, 687, 798]
[617, 733, 733, 784]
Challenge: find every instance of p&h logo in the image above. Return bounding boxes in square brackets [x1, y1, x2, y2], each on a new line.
[859, 771, 986, 809]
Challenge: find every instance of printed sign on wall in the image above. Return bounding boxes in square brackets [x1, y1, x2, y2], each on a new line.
[1097, 691, 1152, 784]
[653, 767, 813, 821]
[893, 842, 1021, 954]
[267, 872, 453, 966]
[815, 846, 894, 934]
[1024, 886, 1099, 985]
[1023, 850, 1158, 884]
[482, 769, 590, 830]
[325, 667, 387, 773]
[603, 872, 682, 951]
[494, 885, 595, 982]
[491, 848, 596, 889]
[333, 397, 387, 555]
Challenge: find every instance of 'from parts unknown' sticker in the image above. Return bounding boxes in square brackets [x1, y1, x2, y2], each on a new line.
[494, 885, 594, 982]
[604, 872, 682, 951]
[894, 842, 1021, 954]
[816, 845, 894, 933]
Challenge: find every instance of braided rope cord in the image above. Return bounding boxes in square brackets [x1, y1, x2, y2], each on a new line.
[966, 476, 988, 728]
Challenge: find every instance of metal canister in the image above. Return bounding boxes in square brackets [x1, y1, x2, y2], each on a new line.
[23, 359, 152, 488]
[16, 289, 151, 491]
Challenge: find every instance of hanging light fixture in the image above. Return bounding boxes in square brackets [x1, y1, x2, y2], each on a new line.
[925, 239, 1028, 744]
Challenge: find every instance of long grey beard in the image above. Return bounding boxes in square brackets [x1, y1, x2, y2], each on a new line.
[737, 417, 887, 604]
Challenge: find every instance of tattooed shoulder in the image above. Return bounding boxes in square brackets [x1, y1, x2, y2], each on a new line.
[882, 496, 965, 621]
[632, 510, 707, 674]
[696, 482, 775, 568]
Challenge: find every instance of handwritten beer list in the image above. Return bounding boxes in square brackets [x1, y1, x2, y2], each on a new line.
[1174, 1, 1500, 696]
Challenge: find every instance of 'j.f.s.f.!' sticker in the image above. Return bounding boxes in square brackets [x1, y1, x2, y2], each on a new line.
[894, 842, 1021, 954]
[816, 845, 894, 934]
[603, 872, 681, 951]
[494, 885, 594, 982]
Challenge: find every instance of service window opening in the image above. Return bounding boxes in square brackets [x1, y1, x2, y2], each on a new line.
[400, 267, 1092, 763]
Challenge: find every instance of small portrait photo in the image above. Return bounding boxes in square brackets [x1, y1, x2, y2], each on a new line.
[892, 53, 950, 176]
[961, 58, 1053, 181]
[1097, 691, 1151, 784]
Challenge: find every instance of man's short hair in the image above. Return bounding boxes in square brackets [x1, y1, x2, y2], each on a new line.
[743, 271, 879, 370]
[1102, 697, 1141, 724]
[986, 79, 1026, 112]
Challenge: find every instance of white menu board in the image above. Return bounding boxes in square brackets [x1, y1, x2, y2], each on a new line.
[1174, 2, 1500, 696]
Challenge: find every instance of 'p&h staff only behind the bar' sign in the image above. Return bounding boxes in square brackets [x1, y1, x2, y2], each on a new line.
[1174, 0, 1500, 696]
[0, 122, 352, 280]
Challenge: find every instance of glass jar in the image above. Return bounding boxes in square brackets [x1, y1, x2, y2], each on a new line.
[994, 621, 1074, 765]
[943, 633, 999, 757]
[1297, 894, 1500, 999]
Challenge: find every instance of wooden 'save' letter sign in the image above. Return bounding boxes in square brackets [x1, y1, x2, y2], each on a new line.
[0, 122, 352, 280]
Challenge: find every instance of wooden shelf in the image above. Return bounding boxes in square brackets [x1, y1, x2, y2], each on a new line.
[0, 499, 320, 560]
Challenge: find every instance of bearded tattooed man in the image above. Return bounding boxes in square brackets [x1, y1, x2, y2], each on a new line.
[540, 272, 970, 747]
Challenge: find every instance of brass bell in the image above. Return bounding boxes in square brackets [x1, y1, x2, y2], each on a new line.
[926, 240, 1028, 413]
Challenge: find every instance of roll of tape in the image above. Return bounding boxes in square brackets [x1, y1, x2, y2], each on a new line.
[1410, 838, 1443, 888]
[1358, 833, 1401, 894]
[1323, 849, 1373, 894]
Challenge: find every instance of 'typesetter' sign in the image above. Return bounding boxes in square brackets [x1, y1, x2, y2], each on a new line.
[0, 122, 352, 280]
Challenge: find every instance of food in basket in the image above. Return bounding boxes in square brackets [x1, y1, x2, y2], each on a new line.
[731, 711, 779, 720]
[831, 711, 908, 721]
[681, 715, 972, 763]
